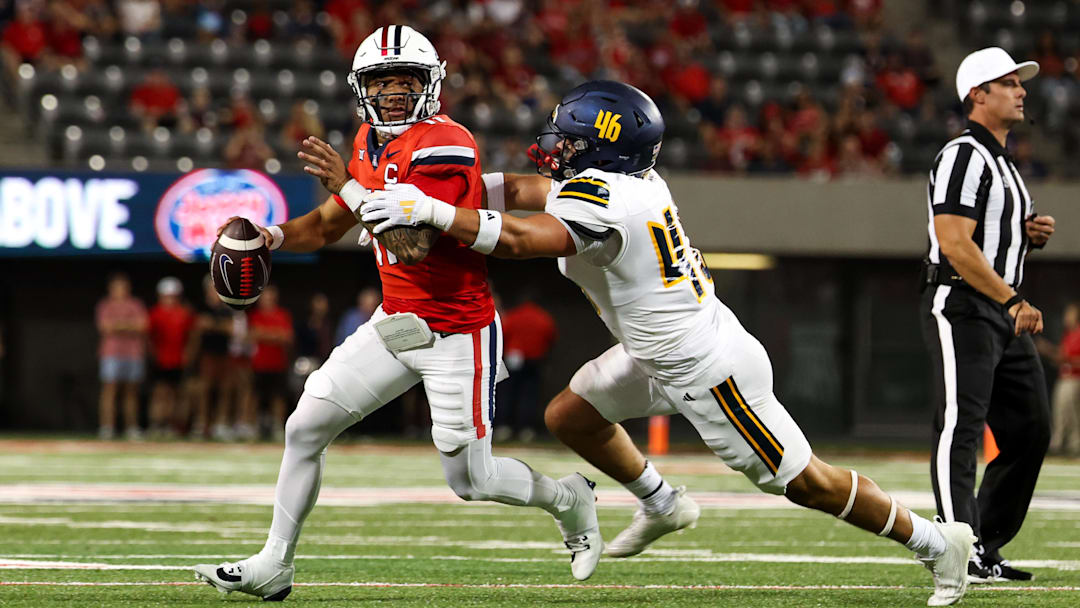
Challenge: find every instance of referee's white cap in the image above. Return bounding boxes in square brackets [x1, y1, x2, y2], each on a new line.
[956, 47, 1039, 101]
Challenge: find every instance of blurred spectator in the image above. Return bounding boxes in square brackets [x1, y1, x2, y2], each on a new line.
[95, 273, 148, 441]
[495, 293, 557, 442]
[44, 0, 87, 68]
[698, 76, 732, 126]
[847, 0, 883, 31]
[1046, 303, 1080, 456]
[194, 0, 225, 42]
[82, 0, 118, 40]
[147, 276, 195, 439]
[876, 52, 924, 112]
[285, 0, 323, 43]
[335, 287, 380, 346]
[798, 135, 835, 181]
[211, 307, 251, 441]
[855, 109, 890, 162]
[834, 132, 880, 178]
[245, 285, 294, 440]
[901, 29, 939, 87]
[116, 0, 162, 40]
[295, 292, 332, 363]
[1034, 30, 1065, 80]
[178, 86, 218, 133]
[1, 1, 46, 80]
[748, 136, 793, 174]
[224, 121, 274, 169]
[129, 68, 181, 131]
[189, 275, 234, 439]
[280, 100, 325, 151]
[706, 104, 761, 172]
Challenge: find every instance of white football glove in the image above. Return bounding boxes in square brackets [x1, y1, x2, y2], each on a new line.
[360, 183, 456, 234]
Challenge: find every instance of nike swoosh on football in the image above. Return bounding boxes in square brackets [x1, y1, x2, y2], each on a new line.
[386, 149, 399, 158]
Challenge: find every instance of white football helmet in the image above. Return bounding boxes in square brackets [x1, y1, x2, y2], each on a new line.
[347, 25, 446, 136]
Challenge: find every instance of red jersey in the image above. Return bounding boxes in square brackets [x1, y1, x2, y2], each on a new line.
[249, 307, 294, 373]
[341, 116, 494, 334]
[1062, 328, 1080, 379]
[148, 304, 195, 370]
[502, 302, 557, 361]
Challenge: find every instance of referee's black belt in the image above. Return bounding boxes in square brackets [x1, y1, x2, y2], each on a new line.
[923, 263, 971, 289]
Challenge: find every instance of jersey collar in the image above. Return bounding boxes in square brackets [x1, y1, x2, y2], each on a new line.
[964, 119, 1009, 159]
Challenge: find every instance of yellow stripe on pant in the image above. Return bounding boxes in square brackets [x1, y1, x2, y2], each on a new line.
[710, 377, 785, 475]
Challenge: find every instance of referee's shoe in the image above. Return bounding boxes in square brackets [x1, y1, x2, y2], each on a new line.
[969, 553, 1035, 583]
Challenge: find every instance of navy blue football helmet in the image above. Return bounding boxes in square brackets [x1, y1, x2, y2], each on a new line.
[532, 80, 664, 180]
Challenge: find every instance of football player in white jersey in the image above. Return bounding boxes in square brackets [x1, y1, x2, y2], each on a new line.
[361, 80, 978, 606]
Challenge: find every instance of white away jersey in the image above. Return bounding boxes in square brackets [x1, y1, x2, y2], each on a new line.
[546, 168, 737, 384]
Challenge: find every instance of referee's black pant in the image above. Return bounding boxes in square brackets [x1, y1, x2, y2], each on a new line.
[920, 284, 1050, 563]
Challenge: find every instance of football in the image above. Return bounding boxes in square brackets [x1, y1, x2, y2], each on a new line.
[210, 217, 271, 310]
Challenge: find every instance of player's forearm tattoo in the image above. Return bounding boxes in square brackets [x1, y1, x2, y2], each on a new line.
[364, 220, 439, 265]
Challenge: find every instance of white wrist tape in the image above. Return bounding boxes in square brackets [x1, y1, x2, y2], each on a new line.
[482, 172, 506, 213]
[266, 225, 284, 251]
[338, 179, 369, 214]
[471, 209, 503, 254]
[878, 496, 898, 537]
[838, 469, 858, 520]
[426, 198, 457, 232]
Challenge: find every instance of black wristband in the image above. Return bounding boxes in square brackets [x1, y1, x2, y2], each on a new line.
[1003, 294, 1024, 310]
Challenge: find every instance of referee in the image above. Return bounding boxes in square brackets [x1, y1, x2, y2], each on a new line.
[921, 47, 1057, 583]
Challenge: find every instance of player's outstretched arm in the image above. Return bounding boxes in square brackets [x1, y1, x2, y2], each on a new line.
[360, 184, 576, 259]
[483, 173, 551, 212]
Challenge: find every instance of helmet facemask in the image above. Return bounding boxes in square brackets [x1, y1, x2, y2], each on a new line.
[347, 62, 444, 134]
[533, 120, 591, 180]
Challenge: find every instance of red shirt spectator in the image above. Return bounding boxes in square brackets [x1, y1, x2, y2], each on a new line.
[96, 287, 148, 360]
[670, 8, 707, 40]
[502, 301, 557, 362]
[2, 10, 48, 62]
[667, 61, 711, 105]
[149, 301, 195, 370]
[249, 301, 293, 373]
[1062, 326, 1080, 379]
[877, 57, 924, 111]
[130, 70, 182, 120]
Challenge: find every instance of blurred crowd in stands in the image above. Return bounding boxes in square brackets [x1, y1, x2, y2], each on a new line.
[94, 271, 557, 442]
[0, 1, 1067, 177]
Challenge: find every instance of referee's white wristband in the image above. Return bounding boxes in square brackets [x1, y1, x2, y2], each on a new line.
[266, 225, 284, 251]
[481, 172, 506, 213]
[471, 209, 503, 254]
[338, 179, 369, 215]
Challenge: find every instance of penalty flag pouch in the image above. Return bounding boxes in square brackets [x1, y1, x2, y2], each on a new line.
[374, 313, 435, 354]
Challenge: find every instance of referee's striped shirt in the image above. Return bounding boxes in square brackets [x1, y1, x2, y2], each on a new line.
[925, 120, 1034, 287]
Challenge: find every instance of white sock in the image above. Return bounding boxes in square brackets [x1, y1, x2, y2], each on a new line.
[905, 510, 947, 558]
[264, 393, 356, 566]
[623, 461, 676, 514]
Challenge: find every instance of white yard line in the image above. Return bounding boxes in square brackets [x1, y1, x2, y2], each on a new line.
[2, 484, 1078, 510]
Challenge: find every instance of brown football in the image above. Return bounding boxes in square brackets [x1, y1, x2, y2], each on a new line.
[210, 217, 271, 310]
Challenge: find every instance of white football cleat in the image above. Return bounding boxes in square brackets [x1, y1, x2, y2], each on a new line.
[193, 554, 294, 601]
[606, 486, 700, 557]
[919, 519, 977, 606]
[553, 473, 603, 581]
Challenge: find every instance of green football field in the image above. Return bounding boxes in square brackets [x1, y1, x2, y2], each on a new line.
[1, 438, 1077, 607]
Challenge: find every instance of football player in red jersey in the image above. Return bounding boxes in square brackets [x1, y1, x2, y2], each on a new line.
[193, 26, 601, 601]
